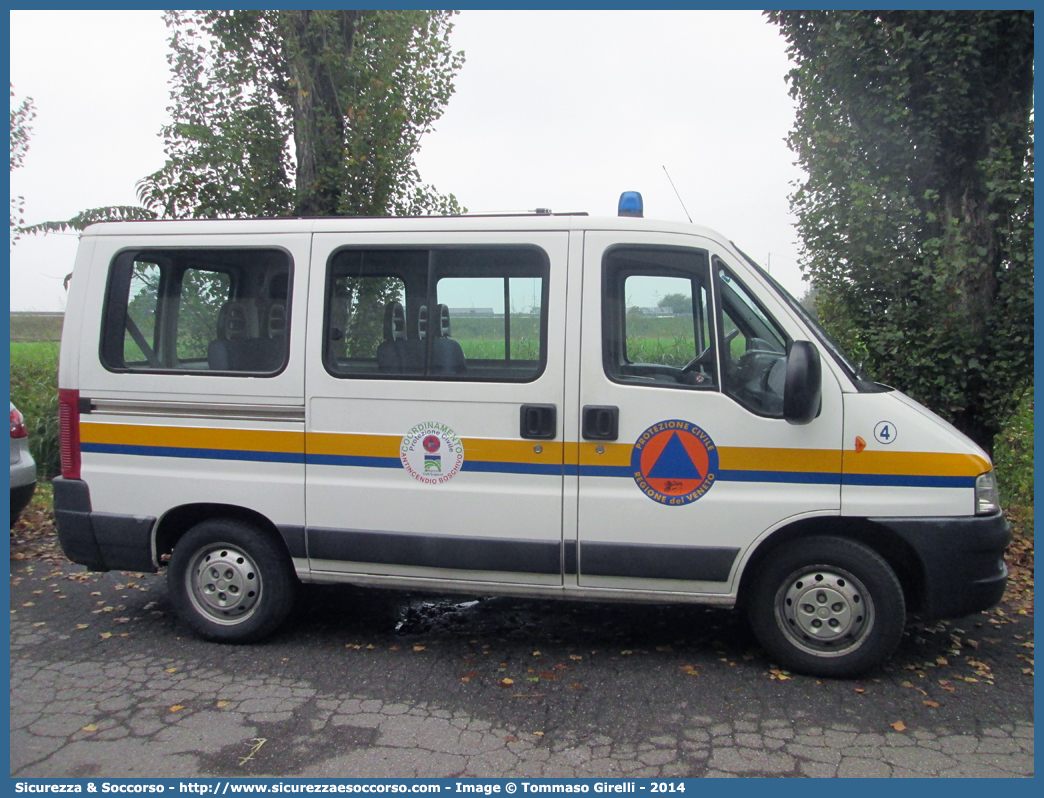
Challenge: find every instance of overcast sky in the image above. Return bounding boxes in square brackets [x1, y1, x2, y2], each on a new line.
[9, 9, 806, 312]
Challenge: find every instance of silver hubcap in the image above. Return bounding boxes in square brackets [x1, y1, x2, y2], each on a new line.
[186, 544, 261, 625]
[775, 566, 875, 657]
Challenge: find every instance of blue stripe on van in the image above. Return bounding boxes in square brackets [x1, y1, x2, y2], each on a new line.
[843, 473, 976, 489]
[576, 465, 633, 478]
[461, 460, 563, 476]
[81, 442, 304, 464]
[716, 469, 841, 485]
[306, 454, 402, 469]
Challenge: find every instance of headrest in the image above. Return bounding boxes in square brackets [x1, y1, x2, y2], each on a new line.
[267, 301, 287, 338]
[417, 305, 428, 341]
[220, 300, 260, 339]
[435, 304, 451, 338]
[383, 301, 406, 342]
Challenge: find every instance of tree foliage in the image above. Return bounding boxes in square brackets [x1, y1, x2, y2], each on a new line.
[10, 84, 36, 245]
[768, 10, 1034, 454]
[137, 9, 464, 219]
[657, 293, 692, 315]
[20, 9, 464, 238]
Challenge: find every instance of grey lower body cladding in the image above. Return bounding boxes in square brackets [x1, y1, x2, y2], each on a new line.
[308, 527, 738, 582]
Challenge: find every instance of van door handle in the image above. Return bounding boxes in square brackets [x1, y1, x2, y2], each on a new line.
[582, 405, 619, 441]
[520, 404, 557, 439]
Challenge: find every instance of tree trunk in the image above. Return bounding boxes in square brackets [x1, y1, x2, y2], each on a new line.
[281, 10, 360, 217]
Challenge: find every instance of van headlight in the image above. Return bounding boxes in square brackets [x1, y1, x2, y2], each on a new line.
[975, 470, 1001, 515]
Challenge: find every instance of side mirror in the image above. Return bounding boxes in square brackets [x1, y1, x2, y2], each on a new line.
[783, 340, 822, 425]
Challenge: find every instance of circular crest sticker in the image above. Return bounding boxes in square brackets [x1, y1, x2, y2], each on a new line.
[632, 420, 718, 505]
[400, 422, 464, 485]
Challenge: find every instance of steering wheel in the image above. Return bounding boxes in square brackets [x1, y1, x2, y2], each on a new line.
[681, 329, 738, 374]
[681, 347, 710, 374]
[759, 353, 785, 392]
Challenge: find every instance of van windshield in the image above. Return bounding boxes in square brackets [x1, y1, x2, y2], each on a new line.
[730, 244, 887, 391]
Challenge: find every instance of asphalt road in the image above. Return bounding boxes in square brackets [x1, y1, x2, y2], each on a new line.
[10, 553, 1034, 778]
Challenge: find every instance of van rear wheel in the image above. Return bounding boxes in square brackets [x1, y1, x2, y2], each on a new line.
[748, 536, 905, 678]
[168, 519, 296, 643]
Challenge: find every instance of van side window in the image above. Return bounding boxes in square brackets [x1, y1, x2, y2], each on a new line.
[715, 261, 789, 417]
[324, 247, 548, 382]
[602, 246, 717, 389]
[101, 249, 292, 375]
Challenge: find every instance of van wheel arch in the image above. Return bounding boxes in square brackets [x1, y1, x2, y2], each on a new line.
[738, 517, 926, 615]
[154, 504, 291, 565]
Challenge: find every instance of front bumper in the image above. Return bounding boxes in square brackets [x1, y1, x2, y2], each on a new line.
[872, 512, 1011, 619]
[52, 477, 157, 572]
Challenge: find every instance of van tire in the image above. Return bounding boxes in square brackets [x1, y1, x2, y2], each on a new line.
[168, 518, 296, 643]
[747, 536, 905, 678]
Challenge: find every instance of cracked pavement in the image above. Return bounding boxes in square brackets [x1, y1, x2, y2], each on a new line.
[10, 558, 1034, 778]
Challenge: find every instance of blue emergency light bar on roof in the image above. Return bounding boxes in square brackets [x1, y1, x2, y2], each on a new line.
[618, 191, 644, 218]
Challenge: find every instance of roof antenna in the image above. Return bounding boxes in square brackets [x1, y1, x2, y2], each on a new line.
[662, 165, 692, 224]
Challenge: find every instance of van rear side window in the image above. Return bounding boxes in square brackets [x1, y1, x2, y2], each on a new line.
[323, 247, 549, 382]
[101, 248, 292, 375]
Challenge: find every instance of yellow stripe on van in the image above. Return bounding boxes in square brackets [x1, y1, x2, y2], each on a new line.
[843, 450, 989, 477]
[80, 421, 304, 454]
[463, 438, 565, 464]
[575, 442, 633, 467]
[307, 432, 400, 459]
[720, 447, 842, 474]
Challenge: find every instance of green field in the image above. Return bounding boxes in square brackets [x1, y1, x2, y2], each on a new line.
[10, 341, 61, 479]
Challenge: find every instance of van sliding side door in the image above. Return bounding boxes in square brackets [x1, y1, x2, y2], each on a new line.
[304, 229, 570, 589]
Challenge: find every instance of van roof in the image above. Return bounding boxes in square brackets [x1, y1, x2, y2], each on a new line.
[79, 214, 731, 247]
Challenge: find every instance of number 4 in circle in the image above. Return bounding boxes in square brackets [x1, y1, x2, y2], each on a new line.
[874, 421, 897, 445]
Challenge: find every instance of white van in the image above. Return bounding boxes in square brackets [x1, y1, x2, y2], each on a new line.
[53, 196, 1009, 677]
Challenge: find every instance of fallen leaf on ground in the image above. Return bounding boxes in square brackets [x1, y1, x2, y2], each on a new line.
[165, 667, 178, 673]
[891, 721, 907, 732]
[81, 724, 99, 733]
[569, 655, 583, 661]
[169, 705, 184, 712]
[99, 632, 112, 639]
[539, 672, 557, 680]
[499, 678, 514, 687]
[923, 700, 940, 708]
[504, 736, 520, 743]
[413, 645, 426, 652]
[216, 701, 230, 708]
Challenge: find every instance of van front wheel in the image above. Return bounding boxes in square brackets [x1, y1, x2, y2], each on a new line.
[748, 536, 905, 678]
[168, 519, 296, 643]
